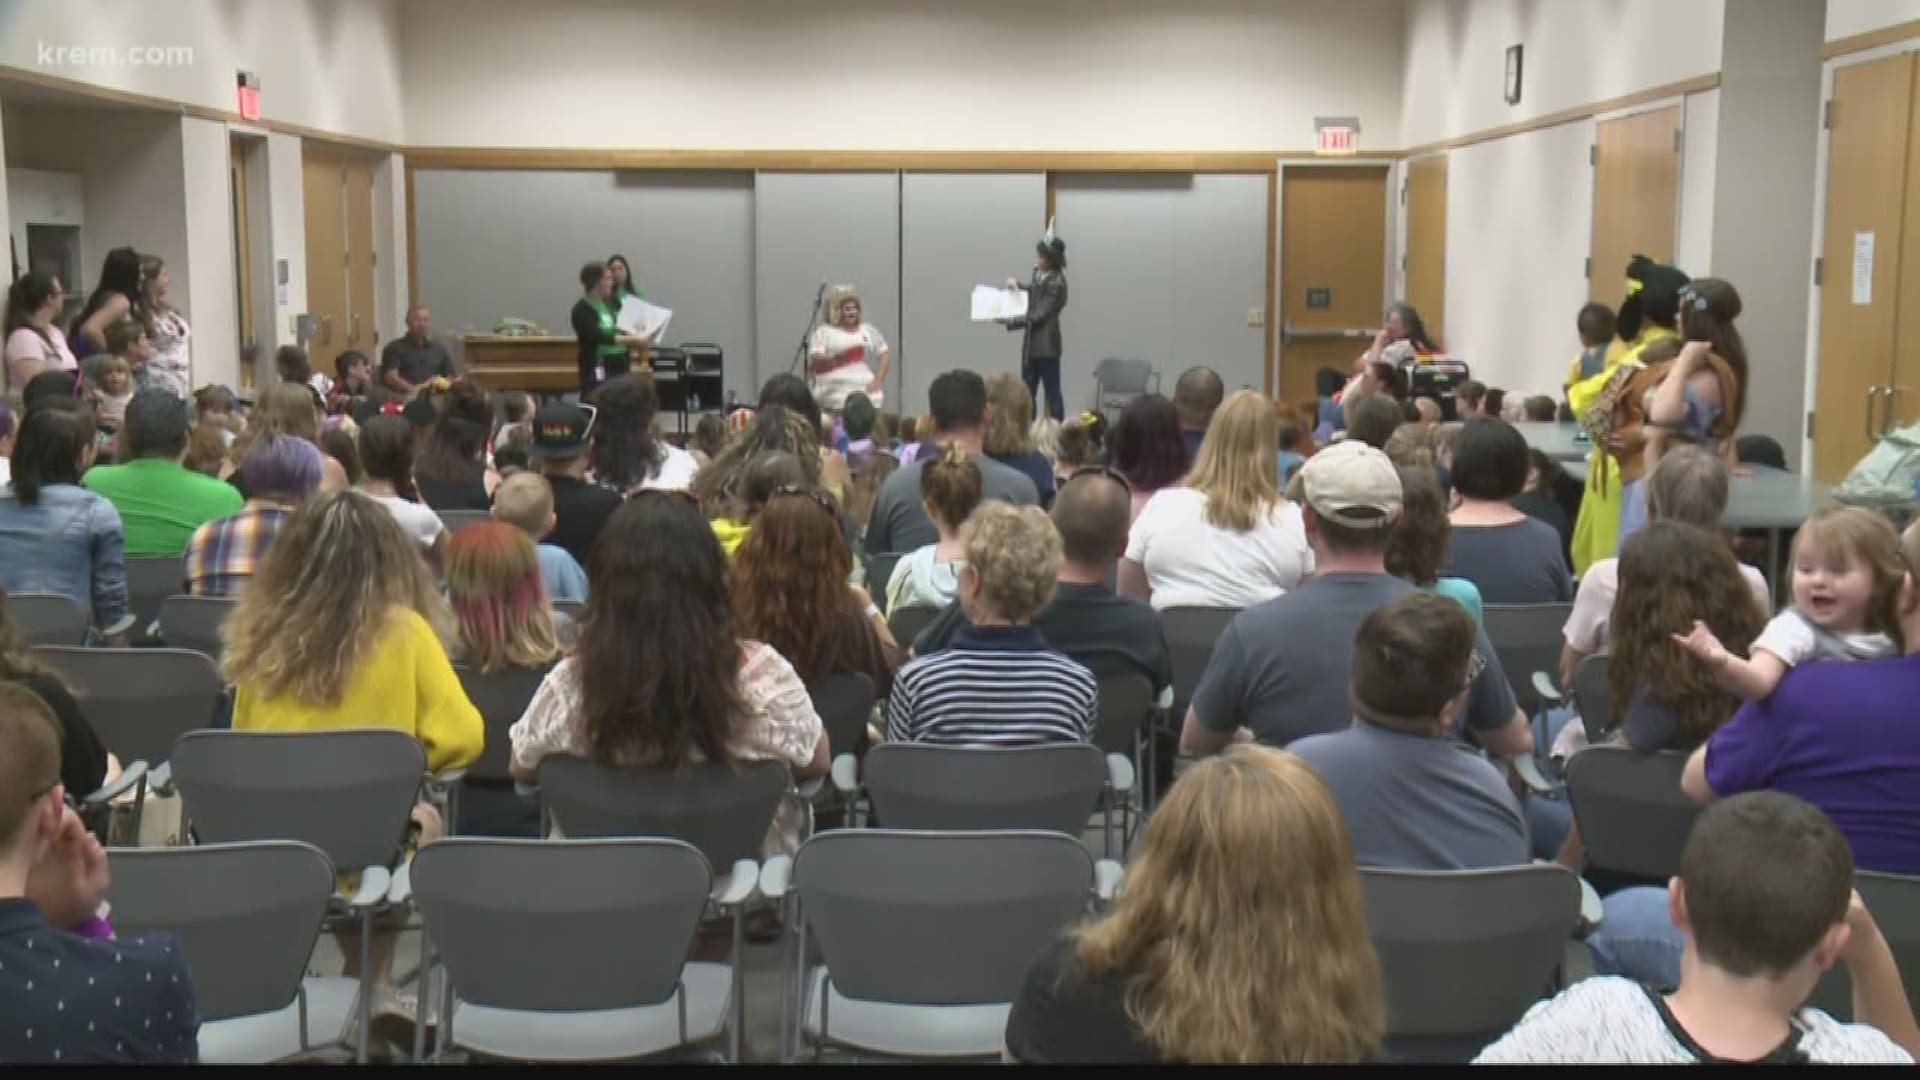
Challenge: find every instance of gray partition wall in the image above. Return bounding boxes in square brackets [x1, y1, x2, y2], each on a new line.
[899, 173, 1047, 415]
[412, 169, 756, 401]
[1052, 173, 1270, 405]
[752, 172, 901, 406]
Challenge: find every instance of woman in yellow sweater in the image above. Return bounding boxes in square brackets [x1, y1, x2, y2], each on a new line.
[222, 488, 483, 1038]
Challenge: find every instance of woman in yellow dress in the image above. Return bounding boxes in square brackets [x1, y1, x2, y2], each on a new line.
[1567, 256, 1688, 575]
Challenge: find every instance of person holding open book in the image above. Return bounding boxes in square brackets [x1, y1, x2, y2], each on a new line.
[808, 285, 890, 414]
[1004, 233, 1069, 422]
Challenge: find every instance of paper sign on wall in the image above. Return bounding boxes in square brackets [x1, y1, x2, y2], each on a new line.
[1853, 231, 1875, 306]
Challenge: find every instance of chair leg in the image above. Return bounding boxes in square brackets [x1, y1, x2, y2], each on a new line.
[413, 934, 432, 1064]
[729, 907, 746, 1063]
[1102, 793, 1114, 859]
[356, 908, 373, 1064]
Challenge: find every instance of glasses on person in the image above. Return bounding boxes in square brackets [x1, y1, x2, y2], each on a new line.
[573, 402, 599, 444]
[1067, 465, 1132, 493]
[769, 484, 840, 517]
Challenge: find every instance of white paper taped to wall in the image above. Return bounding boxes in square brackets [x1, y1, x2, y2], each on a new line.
[1853, 231, 1874, 306]
[970, 284, 1029, 322]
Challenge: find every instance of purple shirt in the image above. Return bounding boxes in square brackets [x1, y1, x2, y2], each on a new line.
[1704, 653, 1920, 873]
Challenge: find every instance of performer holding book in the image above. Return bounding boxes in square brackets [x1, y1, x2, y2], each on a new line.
[1004, 232, 1069, 421]
[808, 285, 889, 412]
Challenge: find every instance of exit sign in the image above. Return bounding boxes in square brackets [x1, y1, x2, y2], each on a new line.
[1314, 115, 1361, 156]
[236, 71, 260, 121]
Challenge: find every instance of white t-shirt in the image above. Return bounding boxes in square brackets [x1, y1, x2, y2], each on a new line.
[1753, 609, 1898, 667]
[369, 494, 445, 549]
[1474, 976, 1911, 1064]
[635, 444, 700, 493]
[807, 323, 887, 412]
[1563, 557, 1771, 655]
[1124, 487, 1313, 611]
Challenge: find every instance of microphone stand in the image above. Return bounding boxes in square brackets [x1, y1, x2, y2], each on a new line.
[789, 282, 829, 380]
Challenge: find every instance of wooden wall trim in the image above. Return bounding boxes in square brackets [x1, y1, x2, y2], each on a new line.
[402, 148, 1337, 172]
[1399, 73, 1720, 158]
[1823, 20, 1920, 59]
[1264, 168, 1277, 396]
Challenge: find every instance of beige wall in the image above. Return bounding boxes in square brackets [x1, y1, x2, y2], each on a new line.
[1827, 0, 1920, 41]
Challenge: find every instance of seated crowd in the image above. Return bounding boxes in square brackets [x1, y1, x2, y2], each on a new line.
[0, 299, 1916, 1065]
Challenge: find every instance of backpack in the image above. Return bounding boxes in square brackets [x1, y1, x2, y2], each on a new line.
[1836, 421, 1920, 508]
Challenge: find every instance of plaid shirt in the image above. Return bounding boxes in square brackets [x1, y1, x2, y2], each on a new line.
[183, 505, 292, 597]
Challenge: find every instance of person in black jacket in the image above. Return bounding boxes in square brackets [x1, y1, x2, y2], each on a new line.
[1005, 235, 1069, 422]
[571, 261, 647, 396]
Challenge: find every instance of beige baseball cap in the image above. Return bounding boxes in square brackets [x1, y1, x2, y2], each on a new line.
[1301, 440, 1402, 528]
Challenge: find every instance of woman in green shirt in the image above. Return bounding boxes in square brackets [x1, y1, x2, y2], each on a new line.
[606, 253, 644, 306]
[571, 261, 645, 395]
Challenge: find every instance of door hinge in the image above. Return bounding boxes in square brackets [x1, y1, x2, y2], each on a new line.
[1806, 410, 1816, 439]
[1823, 99, 1834, 130]
[1584, 256, 1592, 279]
[1400, 183, 1407, 205]
[1588, 144, 1597, 166]
[1814, 256, 1824, 286]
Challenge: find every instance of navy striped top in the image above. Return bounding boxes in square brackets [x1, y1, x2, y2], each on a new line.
[886, 625, 1098, 746]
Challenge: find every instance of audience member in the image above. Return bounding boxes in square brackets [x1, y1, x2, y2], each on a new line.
[1344, 392, 1402, 449]
[711, 450, 810, 557]
[80, 390, 242, 556]
[1122, 390, 1311, 611]
[1442, 418, 1572, 603]
[528, 401, 623, 567]
[1513, 448, 1574, 562]
[192, 385, 238, 447]
[0, 407, 132, 640]
[327, 349, 375, 418]
[1479, 793, 1916, 1064]
[86, 324, 142, 438]
[885, 443, 981, 616]
[413, 380, 494, 511]
[1183, 441, 1528, 757]
[694, 405, 825, 523]
[1412, 396, 1442, 424]
[844, 449, 898, 543]
[445, 519, 564, 671]
[1293, 594, 1527, 870]
[886, 502, 1097, 745]
[0, 598, 107, 796]
[588, 373, 699, 494]
[510, 494, 828, 857]
[183, 435, 323, 598]
[380, 303, 455, 397]
[1522, 395, 1557, 422]
[1108, 392, 1190, 523]
[1172, 366, 1225, 458]
[491, 471, 589, 603]
[357, 414, 446, 563]
[318, 423, 363, 486]
[1006, 745, 1383, 1063]
[1563, 301, 1617, 401]
[687, 411, 729, 467]
[1276, 412, 1311, 487]
[4, 270, 77, 388]
[0, 683, 199, 1063]
[984, 372, 1056, 506]
[865, 370, 1038, 552]
[756, 373, 852, 499]
[229, 383, 319, 493]
[1384, 465, 1483, 625]
[494, 390, 535, 449]
[22, 369, 81, 412]
[181, 424, 228, 478]
[1456, 380, 1488, 419]
[1484, 387, 1508, 419]
[272, 345, 326, 413]
[840, 392, 880, 471]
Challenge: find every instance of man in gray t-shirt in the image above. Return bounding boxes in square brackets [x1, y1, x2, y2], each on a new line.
[1290, 594, 1528, 871]
[1183, 441, 1531, 761]
[864, 370, 1039, 554]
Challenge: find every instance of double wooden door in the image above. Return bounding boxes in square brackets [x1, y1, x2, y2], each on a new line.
[302, 146, 378, 376]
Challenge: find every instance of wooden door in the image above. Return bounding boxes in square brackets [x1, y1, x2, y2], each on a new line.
[301, 148, 348, 376]
[1278, 165, 1389, 408]
[1813, 53, 1915, 481]
[1889, 59, 1920, 440]
[229, 147, 254, 390]
[1589, 105, 1681, 299]
[1403, 155, 1448, 347]
[343, 159, 378, 360]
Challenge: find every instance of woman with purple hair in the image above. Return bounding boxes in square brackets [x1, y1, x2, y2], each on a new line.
[182, 435, 323, 597]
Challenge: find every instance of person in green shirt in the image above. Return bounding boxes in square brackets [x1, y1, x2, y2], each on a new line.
[81, 389, 244, 557]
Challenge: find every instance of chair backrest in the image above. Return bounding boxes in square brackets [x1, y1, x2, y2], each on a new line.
[1361, 864, 1581, 1041]
[887, 605, 937, 649]
[32, 646, 225, 766]
[865, 552, 905, 597]
[1093, 358, 1155, 393]
[1563, 746, 1698, 880]
[1481, 603, 1575, 711]
[1092, 673, 1154, 756]
[538, 755, 786, 872]
[454, 662, 554, 783]
[863, 743, 1106, 834]
[412, 838, 711, 1013]
[436, 509, 491, 535]
[171, 729, 426, 871]
[1807, 870, 1920, 1020]
[5, 592, 90, 647]
[124, 555, 185, 636]
[808, 673, 876, 760]
[1571, 655, 1613, 744]
[796, 830, 1093, 1005]
[551, 598, 586, 623]
[1159, 606, 1240, 720]
[158, 594, 238, 661]
[107, 841, 333, 1023]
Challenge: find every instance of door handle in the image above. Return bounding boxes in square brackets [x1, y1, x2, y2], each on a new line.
[349, 313, 361, 345]
[1280, 322, 1379, 345]
[320, 315, 334, 346]
[1867, 386, 1887, 441]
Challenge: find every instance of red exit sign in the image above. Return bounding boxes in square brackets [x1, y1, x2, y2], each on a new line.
[1314, 115, 1361, 156]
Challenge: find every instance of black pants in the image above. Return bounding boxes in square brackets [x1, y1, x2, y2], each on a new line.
[578, 352, 630, 398]
[1024, 354, 1064, 421]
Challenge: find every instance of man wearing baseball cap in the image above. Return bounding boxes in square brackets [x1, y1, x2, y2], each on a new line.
[1182, 440, 1532, 760]
[530, 401, 622, 566]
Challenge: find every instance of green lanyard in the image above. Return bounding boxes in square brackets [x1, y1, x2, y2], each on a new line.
[589, 298, 625, 358]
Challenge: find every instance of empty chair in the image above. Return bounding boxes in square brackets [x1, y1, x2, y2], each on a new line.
[767, 830, 1102, 1061]
[5, 592, 90, 647]
[33, 646, 224, 768]
[808, 672, 876, 762]
[436, 509, 491, 535]
[886, 605, 937, 650]
[107, 841, 336, 1063]
[854, 742, 1109, 840]
[1092, 673, 1154, 845]
[125, 555, 185, 640]
[158, 594, 238, 662]
[452, 662, 553, 838]
[1570, 655, 1613, 744]
[1563, 746, 1698, 882]
[412, 838, 731, 1062]
[1807, 870, 1920, 1020]
[1481, 602, 1574, 715]
[551, 598, 585, 623]
[1092, 358, 1159, 421]
[1159, 606, 1240, 723]
[1361, 864, 1582, 1062]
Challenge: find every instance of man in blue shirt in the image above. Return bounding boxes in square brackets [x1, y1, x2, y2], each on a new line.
[0, 683, 197, 1063]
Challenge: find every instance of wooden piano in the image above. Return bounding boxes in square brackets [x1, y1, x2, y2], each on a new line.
[457, 335, 649, 395]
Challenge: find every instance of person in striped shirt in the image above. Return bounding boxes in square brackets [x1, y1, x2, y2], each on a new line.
[885, 502, 1097, 746]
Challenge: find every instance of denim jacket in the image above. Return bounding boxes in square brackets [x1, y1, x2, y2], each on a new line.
[0, 482, 132, 635]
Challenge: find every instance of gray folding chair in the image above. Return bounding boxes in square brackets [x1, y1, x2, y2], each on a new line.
[846, 743, 1117, 854]
[1482, 602, 1574, 715]
[1361, 864, 1582, 1062]
[108, 841, 336, 1063]
[436, 509, 491, 535]
[5, 591, 90, 646]
[1091, 358, 1158, 420]
[453, 663, 551, 787]
[412, 838, 727, 1062]
[864, 552, 905, 597]
[1571, 655, 1613, 744]
[536, 755, 786, 1061]
[762, 830, 1114, 1061]
[551, 598, 586, 623]
[809, 673, 876, 762]
[886, 605, 937, 651]
[169, 729, 428, 1064]
[1807, 870, 1920, 1020]
[1092, 674, 1154, 848]
[159, 594, 238, 663]
[1563, 745, 1697, 882]
[1159, 606, 1240, 723]
[125, 555, 185, 641]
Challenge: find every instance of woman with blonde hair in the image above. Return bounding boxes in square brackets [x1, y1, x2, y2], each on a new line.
[984, 372, 1056, 505]
[1121, 389, 1311, 610]
[1006, 744, 1385, 1062]
[885, 442, 982, 617]
[806, 285, 890, 413]
[444, 519, 562, 673]
[229, 382, 319, 487]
